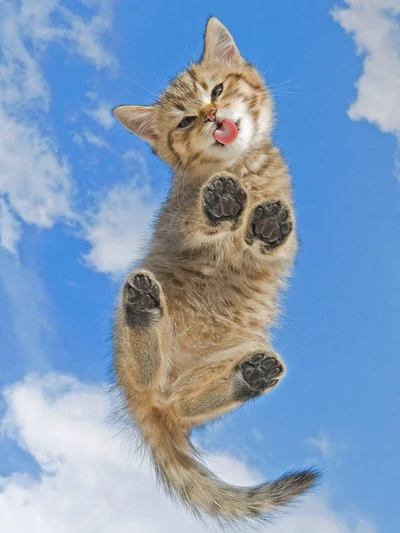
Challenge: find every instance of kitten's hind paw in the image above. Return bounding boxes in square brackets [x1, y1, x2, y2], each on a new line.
[247, 201, 292, 251]
[123, 271, 162, 328]
[233, 352, 285, 400]
[202, 174, 246, 228]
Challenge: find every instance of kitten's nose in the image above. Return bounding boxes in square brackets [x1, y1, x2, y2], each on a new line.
[204, 109, 217, 122]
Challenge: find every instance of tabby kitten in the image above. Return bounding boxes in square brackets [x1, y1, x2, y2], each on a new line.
[113, 17, 318, 521]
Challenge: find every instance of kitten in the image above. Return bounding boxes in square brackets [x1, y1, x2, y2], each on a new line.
[113, 17, 318, 521]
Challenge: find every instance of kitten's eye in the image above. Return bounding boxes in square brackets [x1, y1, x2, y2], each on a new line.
[211, 84, 223, 99]
[177, 116, 196, 128]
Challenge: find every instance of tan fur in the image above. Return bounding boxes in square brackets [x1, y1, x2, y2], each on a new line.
[113, 17, 318, 521]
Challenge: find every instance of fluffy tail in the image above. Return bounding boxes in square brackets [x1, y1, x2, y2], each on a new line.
[139, 408, 319, 520]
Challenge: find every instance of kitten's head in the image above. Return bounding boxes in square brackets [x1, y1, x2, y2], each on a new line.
[114, 18, 273, 175]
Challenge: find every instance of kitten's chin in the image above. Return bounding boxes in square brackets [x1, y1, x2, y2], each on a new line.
[211, 142, 242, 158]
[209, 134, 249, 161]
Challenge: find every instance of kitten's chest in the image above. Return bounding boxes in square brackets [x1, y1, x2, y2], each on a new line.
[165, 259, 277, 335]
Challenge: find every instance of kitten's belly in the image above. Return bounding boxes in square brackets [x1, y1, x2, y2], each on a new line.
[161, 273, 276, 370]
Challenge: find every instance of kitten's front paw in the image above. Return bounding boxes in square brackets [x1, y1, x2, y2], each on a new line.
[202, 174, 246, 228]
[246, 200, 292, 251]
[123, 271, 162, 328]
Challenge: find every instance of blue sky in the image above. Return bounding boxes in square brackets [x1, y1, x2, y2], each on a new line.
[0, 1, 399, 531]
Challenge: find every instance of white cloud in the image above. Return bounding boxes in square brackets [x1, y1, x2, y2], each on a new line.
[332, 0, 400, 140]
[0, 200, 22, 255]
[307, 431, 336, 458]
[82, 151, 160, 276]
[73, 129, 109, 149]
[0, 252, 56, 370]
[85, 92, 115, 129]
[306, 430, 349, 462]
[0, 0, 116, 255]
[268, 493, 378, 533]
[0, 373, 378, 533]
[55, 2, 115, 71]
[5, 0, 116, 73]
[0, 0, 116, 110]
[0, 109, 74, 229]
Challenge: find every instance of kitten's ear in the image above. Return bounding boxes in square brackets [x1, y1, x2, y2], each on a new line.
[113, 105, 159, 144]
[201, 17, 242, 66]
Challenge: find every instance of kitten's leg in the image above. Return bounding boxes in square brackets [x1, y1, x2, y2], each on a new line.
[245, 200, 294, 254]
[114, 270, 169, 391]
[167, 350, 285, 425]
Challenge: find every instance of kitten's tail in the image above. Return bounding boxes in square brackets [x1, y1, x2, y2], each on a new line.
[139, 407, 319, 520]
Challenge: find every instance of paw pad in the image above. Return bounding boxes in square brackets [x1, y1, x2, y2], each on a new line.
[203, 175, 246, 226]
[249, 201, 292, 249]
[123, 273, 161, 327]
[235, 353, 284, 399]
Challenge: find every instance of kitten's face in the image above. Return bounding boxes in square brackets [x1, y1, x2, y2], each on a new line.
[114, 18, 273, 174]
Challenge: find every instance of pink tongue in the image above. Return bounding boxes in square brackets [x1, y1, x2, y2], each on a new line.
[213, 119, 238, 145]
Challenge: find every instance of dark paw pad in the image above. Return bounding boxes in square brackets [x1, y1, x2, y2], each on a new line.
[124, 273, 161, 327]
[234, 353, 284, 400]
[248, 201, 292, 250]
[203, 175, 246, 227]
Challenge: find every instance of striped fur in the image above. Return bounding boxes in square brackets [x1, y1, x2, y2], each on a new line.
[113, 17, 319, 522]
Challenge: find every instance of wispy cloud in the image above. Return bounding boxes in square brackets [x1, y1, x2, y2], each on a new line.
[306, 430, 349, 462]
[0, 0, 116, 256]
[0, 0, 155, 273]
[0, 108, 74, 230]
[81, 151, 160, 276]
[85, 91, 115, 129]
[73, 129, 110, 149]
[0, 200, 22, 255]
[0, 373, 378, 533]
[0, 252, 56, 372]
[2, 1, 116, 72]
[332, 0, 400, 172]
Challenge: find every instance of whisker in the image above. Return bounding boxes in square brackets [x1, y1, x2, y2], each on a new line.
[115, 90, 154, 104]
[259, 60, 279, 77]
[271, 92, 301, 102]
[268, 77, 301, 89]
[271, 90, 303, 97]
[152, 72, 167, 94]
[122, 73, 159, 99]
